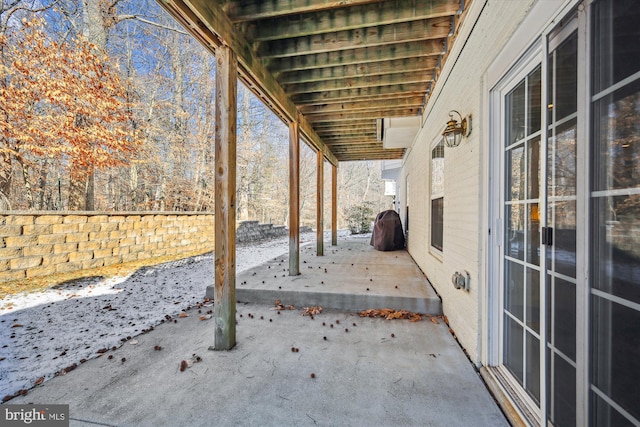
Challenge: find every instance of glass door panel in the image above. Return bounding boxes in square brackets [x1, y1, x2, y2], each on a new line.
[503, 65, 543, 405]
[546, 30, 578, 427]
[590, 2, 640, 425]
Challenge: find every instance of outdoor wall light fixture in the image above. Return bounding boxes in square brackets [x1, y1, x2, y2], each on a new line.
[442, 110, 471, 147]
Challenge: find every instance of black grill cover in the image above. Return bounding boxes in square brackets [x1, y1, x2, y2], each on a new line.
[370, 210, 405, 251]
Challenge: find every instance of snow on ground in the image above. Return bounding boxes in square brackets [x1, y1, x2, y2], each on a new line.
[0, 231, 357, 400]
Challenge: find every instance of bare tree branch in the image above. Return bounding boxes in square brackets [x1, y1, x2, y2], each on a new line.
[0, 0, 60, 35]
[115, 14, 189, 35]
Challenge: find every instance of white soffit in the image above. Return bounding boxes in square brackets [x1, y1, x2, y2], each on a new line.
[383, 116, 422, 149]
[381, 159, 402, 180]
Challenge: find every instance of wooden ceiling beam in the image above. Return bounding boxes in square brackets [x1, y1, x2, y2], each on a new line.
[284, 71, 433, 95]
[257, 16, 452, 59]
[336, 152, 405, 161]
[324, 135, 379, 143]
[277, 56, 439, 85]
[300, 96, 424, 115]
[246, 0, 460, 42]
[225, 0, 381, 22]
[292, 83, 429, 105]
[307, 108, 421, 123]
[267, 40, 443, 75]
[298, 91, 427, 108]
[338, 149, 404, 155]
[319, 134, 377, 142]
[316, 129, 376, 138]
[318, 135, 378, 141]
[319, 131, 377, 140]
[313, 119, 374, 128]
[332, 148, 406, 156]
[330, 143, 385, 149]
[158, 0, 337, 165]
[328, 142, 384, 149]
[316, 127, 376, 137]
[326, 140, 380, 147]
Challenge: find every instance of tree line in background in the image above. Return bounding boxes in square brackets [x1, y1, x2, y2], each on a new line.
[0, 0, 393, 228]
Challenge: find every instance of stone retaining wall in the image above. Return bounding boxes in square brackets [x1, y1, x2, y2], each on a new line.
[235, 221, 313, 243]
[0, 212, 214, 282]
[1, 213, 313, 282]
[236, 221, 286, 243]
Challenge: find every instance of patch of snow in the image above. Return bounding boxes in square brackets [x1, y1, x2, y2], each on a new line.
[0, 231, 349, 400]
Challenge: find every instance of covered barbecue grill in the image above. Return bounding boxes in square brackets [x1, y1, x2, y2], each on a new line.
[370, 210, 405, 251]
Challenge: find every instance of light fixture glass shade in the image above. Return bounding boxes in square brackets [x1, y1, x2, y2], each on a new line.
[441, 111, 467, 147]
[442, 117, 463, 147]
[443, 128, 462, 147]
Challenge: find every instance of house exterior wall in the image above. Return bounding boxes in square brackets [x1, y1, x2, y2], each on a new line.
[397, 1, 640, 424]
[397, 0, 537, 364]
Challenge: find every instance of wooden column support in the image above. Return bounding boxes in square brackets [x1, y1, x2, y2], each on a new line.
[212, 45, 237, 351]
[289, 121, 300, 276]
[316, 150, 324, 256]
[332, 164, 338, 246]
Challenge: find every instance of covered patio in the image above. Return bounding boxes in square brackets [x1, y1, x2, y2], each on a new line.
[2, 0, 509, 423]
[155, 0, 469, 350]
[10, 236, 507, 426]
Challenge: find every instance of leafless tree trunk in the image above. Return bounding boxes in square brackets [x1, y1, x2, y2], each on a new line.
[17, 157, 33, 209]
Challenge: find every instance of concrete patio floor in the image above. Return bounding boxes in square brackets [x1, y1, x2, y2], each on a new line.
[9, 237, 508, 426]
[218, 237, 442, 314]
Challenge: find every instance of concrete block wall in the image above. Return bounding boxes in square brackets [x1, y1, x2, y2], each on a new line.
[398, 0, 535, 364]
[0, 212, 214, 282]
[236, 220, 313, 243]
[236, 221, 286, 243]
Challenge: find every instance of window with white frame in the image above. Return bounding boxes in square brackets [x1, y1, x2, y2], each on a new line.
[431, 140, 444, 251]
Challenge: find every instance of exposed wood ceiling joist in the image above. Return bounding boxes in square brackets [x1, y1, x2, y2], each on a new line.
[225, 0, 383, 22]
[300, 97, 424, 115]
[244, 4, 458, 42]
[256, 16, 452, 59]
[158, 0, 470, 162]
[291, 83, 430, 105]
[267, 40, 443, 75]
[307, 107, 421, 123]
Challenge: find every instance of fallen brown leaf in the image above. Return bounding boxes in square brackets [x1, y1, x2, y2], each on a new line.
[272, 300, 295, 311]
[359, 309, 423, 322]
[302, 306, 323, 316]
[359, 308, 423, 322]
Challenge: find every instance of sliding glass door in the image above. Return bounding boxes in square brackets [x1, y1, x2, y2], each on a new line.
[499, 11, 580, 427]
[494, 1, 640, 426]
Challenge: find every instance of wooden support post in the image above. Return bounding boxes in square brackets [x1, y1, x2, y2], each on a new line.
[212, 45, 237, 351]
[332, 164, 338, 246]
[316, 150, 324, 256]
[289, 121, 300, 276]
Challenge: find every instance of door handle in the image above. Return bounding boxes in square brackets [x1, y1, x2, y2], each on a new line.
[541, 227, 553, 246]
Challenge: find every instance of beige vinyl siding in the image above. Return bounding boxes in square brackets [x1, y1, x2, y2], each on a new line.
[398, 0, 537, 363]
